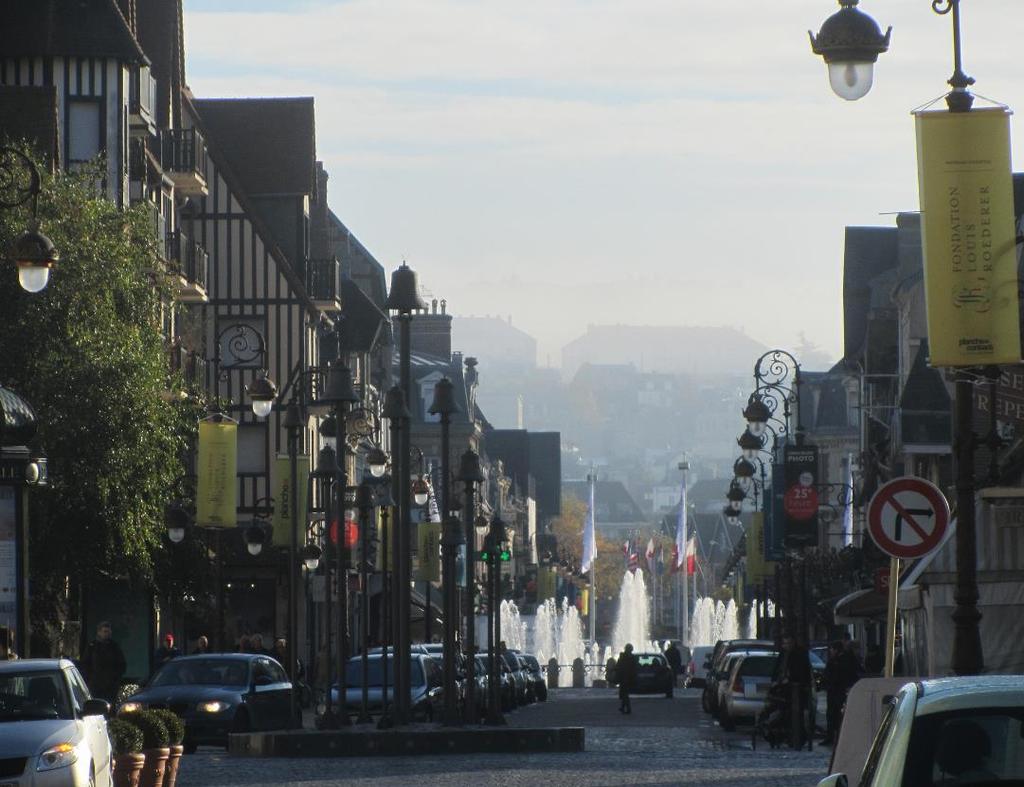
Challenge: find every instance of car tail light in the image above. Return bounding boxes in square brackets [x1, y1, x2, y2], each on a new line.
[732, 675, 743, 693]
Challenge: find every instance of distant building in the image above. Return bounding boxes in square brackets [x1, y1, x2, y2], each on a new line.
[452, 315, 537, 371]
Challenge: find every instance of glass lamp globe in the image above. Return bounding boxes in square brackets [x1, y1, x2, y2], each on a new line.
[369, 461, 387, 478]
[828, 61, 874, 101]
[247, 541, 263, 556]
[251, 398, 274, 418]
[304, 555, 320, 571]
[17, 264, 50, 293]
[748, 420, 767, 439]
[728, 498, 742, 513]
[726, 512, 740, 526]
[167, 526, 186, 544]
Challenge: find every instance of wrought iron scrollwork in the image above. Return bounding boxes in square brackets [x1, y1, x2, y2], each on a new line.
[0, 147, 41, 212]
[216, 323, 268, 376]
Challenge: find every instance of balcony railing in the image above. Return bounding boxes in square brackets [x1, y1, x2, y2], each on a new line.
[160, 128, 208, 196]
[165, 229, 209, 301]
[168, 342, 208, 391]
[305, 257, 341, 309]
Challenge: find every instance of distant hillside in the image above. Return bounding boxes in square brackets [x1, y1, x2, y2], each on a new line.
[452, 315, 538, 370]
[562, 325, 768, 379]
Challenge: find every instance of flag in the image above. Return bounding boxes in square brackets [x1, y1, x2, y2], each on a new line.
[842, 456, 854, 548]
[426, 475, 442, 523]
[628, 551, 639, 573]
[675, 476, 687, 569]
[645, 538, 655, 569]
[669, 543, 679, 574]
[623, 541, 630, 569]
[685, 536, 697, 576]
[581, 475, 597, 573]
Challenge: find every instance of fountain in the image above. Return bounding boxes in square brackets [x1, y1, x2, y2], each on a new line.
[689, 596, 743, 646]
[611, 570, 652, 655]
[530, 597, 586, 686]
[500, 600, 527, 652]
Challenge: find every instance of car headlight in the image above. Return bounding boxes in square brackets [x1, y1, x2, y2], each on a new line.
[119, 702, 144, 714]
[37, 742, 78, 771]
[198, 700, 231, 713]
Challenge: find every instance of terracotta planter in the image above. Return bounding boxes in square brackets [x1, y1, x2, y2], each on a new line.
[164, 744, 184, 787]
[112, 753, 145, 787]
[139, 747, 170, 787]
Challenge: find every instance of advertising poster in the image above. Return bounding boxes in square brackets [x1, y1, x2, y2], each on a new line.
[915, 107, 1020, 366]
[0, 487, 16, 632]
[196, 419, 238, 527]
[271, 455, 310, 545]
[784, 444, 820, 547]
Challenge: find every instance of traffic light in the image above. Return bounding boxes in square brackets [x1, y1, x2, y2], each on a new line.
[499, 548, 511, 562]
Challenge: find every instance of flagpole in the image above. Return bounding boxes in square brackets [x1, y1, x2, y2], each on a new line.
[584, 470, 597, 647]
[678, 461, 689, 647]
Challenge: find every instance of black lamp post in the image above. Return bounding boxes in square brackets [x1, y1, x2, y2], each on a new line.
[355, 480, 375, 723]
[382, 385, 409, 725]
[485, 513, 506, 726]
[385, 262, 426, 725]
[428, 377, 462, 726]
[458, 449, 485, 723]
[810, 0, 984, 676]
[374, 476, 397, 730]
[0, 147, 59, 292]
[317, 355, 360, 726]
[282, 400, 304, 727]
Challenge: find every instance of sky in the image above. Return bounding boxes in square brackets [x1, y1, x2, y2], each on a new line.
[182, 0, 1024, 369]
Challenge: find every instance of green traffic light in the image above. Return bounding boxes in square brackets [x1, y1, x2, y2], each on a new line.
[499, 550, 511, 562]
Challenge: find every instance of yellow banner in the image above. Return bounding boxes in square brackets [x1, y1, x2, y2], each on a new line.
[745, 513, 775, 585]
[915, 107, 1020, 366]
[374, 509, 389, 572]
[416, 522, 441, 582]
[535, 566, 556, 602]
[196, 420, 237, 527]
[271, 455, 309, 545]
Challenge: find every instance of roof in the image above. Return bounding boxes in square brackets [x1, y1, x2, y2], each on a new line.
[337, 279, 388, 354]
[0, 658, 73, 671]
[917, 676, 1024, 715]
[899, 341, 951, 446]
[843, 226, 899, 359]
[192, 98, 316, 196]
[0, 86, 59, 166]
[0, 0, 145, 61]
[137, 0, 186, 128]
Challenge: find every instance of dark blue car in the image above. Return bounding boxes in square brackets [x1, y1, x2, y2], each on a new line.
[119, 654, 295, 751]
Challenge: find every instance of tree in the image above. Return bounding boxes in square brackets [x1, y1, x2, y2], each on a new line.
[0, 150, 195, 642]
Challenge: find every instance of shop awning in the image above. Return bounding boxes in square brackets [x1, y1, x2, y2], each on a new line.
[834, 588, 886, 625]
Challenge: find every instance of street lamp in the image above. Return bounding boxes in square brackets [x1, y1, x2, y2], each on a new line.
[723, 505, 741, 528]
[458, 449, 485, 724]
[1, 147, 59, 292]
[485, 513, 507, 726]
[165, 503, 190, 544]
[356, 481, 376, 724]
[245, 371, 278, 419]
[809, 0, 891, 101]
[386, 261, 426, 727]
[367, 447, 388, 478]
[428, 377, 463, 727]
[737, 429, 765, 461]
[382, 384, 410, 726]
[301, 543, 322, 572]
[742, 395, 772, 439]
[726, 482, 746, 514]
[412, 476, 430, 506]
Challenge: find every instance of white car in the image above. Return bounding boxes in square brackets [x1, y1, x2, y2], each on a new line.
[0, 659, 113, 786]
[818, 675, 1024, 786]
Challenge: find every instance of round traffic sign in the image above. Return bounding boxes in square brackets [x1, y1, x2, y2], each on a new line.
[866, 477, 950, 559]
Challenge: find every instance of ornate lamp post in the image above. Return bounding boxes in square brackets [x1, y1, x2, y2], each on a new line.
[381, 385, 409, 725]
[810, 0, 985, 675]
[485, 513, 507, 726]
[458, 449, 485, 723]
[0, 147, 59, 292]
[385, 262, 426, 725]
[355, 481, 376, 724]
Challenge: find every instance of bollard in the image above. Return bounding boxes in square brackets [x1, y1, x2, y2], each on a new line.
[605, 656, 617, 687]
[547, 657, 559, 690]
[572, 657, 585, 688]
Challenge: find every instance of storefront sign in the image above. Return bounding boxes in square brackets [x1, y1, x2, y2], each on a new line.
[915, 107, 1020, 366]
[196, 420, 238, 527]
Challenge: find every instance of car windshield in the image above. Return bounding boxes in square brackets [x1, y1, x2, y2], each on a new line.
[902, 707, 1024, 786]
[344, 658, 425, 688]
[637, 655, 666, 669]
[150, 658, 249, 688]
[0, 670, 74, 721]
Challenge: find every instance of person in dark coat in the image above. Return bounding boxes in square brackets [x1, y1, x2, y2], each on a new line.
[81, 621, 127, 703]
[772, 633, 812, 747]
[821, 641, 845, 745]
[664, 642, 683, 686]
[192, 635, 210, 655]
[617, 644, 638, 714]
[153, 633, 181, 669]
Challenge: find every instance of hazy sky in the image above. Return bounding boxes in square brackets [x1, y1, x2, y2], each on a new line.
[183, 0, 1024, 368]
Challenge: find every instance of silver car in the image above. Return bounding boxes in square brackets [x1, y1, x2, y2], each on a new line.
[719, 651, 780, 730]
[818, 675, 1024, 787]
[0, 659, 112, 786]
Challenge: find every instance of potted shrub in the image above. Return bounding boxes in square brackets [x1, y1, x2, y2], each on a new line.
[149, 710, 185, 787]
[108, 718, 145, 787]
[133, 710, 170, 787]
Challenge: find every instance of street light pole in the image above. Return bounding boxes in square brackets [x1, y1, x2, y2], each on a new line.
[385, 263, 426, 725]
[459, 450, 484, 724]
[382, 386, 409, 727]
[486, 514, 506, 726]
[283, 400, 303, 728]
[356, 481, 375, 723]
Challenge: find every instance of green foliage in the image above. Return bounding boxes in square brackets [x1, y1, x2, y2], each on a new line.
[149, 708, 185, 746]
[0, 145, 196, 594]
[107, 718, 144, 756]
[133, 710, 170, 750]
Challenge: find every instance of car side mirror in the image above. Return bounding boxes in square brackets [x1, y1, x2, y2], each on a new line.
[815, 775, 848, 787]
[82, 699, 110, 717]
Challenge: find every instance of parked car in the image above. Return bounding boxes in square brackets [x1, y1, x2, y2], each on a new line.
[817, 676, 1024, 787]
[330, 653, 443, 722]
[119, 653, 295, 752]
[685, 645, 715, 689]
[0, 659, 113, 786]
[718, 651, 780, 731]
[501, 651, 532, 705]
[475, 654, 515, 712]
[517, 654, 548, 702]
[702, 639, 774, 714]
[712, 652, 752, 715]
[630, 653, 675, 698]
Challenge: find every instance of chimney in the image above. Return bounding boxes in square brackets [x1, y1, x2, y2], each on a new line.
[410, 304, 452, 360]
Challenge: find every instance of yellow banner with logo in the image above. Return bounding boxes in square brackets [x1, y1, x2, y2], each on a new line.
[271, 455, 309, 545]
[915, 107, 1020, 366]
[416, 522, 441, 582]
[196, 419, 237, 527]
[745, 513, 775, 585]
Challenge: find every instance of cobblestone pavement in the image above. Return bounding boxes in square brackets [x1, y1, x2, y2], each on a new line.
[177, 688, 831, 787]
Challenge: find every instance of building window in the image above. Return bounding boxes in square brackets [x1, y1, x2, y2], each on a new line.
[238, 424, 267, 474]
[68, 100, 102, 167]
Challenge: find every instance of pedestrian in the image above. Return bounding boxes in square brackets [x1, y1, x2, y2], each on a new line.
[821, 641, 845, 745]
[617, 643, 637, 715]
[252, 633, 269, 656]
[772, 633, 812, 748]
[0, 626, 17, 660]
[192, 634, 210, 655]
[153, 633, 181, 669]
[237, 634, 252, 653]
[664, 641, 683, 687]
[81, 621, 127, 703]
